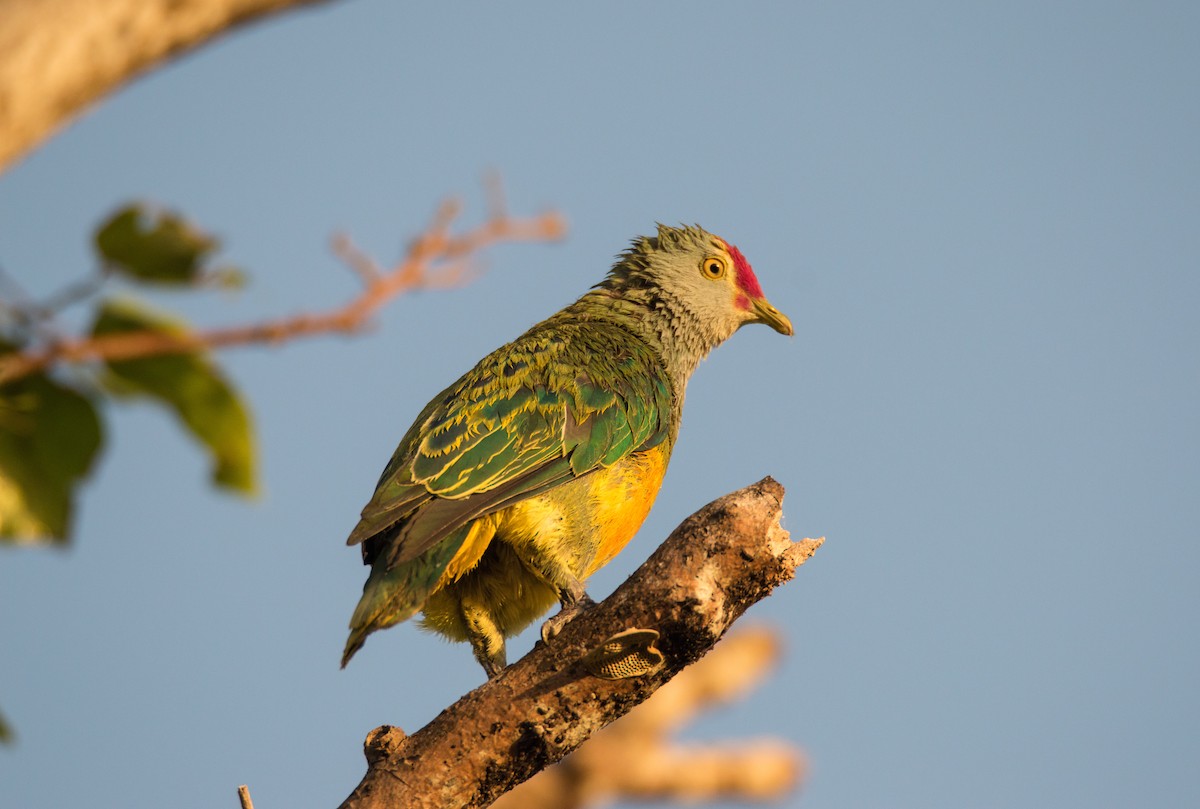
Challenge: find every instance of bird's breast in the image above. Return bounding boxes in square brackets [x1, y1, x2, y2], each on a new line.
[437, 443, 671, 590]
[582, 444, 670, 575]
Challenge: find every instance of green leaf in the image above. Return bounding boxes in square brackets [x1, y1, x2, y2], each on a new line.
[94, 204, 219, 285]
[92, 298, 257, 496]
[0, 706, 12, 744]
[0, 374, 104, 543]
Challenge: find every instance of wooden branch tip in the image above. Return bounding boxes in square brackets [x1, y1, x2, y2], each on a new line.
[331, 234, 384, 285]
[338, 476, 819, 809]
[363, 725, 408, 766]
[237, 784, 254, 809]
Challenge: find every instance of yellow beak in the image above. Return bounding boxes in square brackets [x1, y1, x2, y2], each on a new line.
[750, 297, 794, 336]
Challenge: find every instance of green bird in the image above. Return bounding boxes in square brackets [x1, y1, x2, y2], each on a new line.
[342, 224, 792, 677]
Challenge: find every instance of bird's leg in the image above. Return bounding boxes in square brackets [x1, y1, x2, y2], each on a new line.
[460, 599, 507, 679]
[517, 545, 597, 643]
[540, 575, 596, 644]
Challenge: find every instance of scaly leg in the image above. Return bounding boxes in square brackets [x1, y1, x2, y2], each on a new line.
[511, 536, 598, 644]
[540, 575, 596, 643]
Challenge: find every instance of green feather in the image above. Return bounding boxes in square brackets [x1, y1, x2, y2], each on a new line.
[342, 522, 473, 667]
[346, 318, 674, 573]
[343, 224, 794, 671]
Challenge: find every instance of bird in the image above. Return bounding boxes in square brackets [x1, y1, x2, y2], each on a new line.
[342, 224, 793, 677]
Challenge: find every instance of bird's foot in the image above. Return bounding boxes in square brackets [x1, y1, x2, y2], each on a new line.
[540, 594, 596, 644]
[480, 656, 506, 680]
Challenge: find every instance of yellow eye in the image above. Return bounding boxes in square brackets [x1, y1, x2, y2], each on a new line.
[701, 255, 726, 280]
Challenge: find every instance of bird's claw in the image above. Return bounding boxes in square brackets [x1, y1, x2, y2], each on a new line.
[540, 594, 596, 643]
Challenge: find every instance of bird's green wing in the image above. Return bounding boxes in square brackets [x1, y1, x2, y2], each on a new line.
[346, 322, 673, 570]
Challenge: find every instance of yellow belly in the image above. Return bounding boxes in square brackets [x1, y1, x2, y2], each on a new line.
[420, 444, 670, 641]
[582, 445, 669, 575]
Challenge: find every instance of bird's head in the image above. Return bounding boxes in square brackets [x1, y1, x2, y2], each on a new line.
[601, 224, 793, 343]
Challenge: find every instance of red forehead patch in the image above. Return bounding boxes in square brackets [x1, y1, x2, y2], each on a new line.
[722, 240, 763, 298]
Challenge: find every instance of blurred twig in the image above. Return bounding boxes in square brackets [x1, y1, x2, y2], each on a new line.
[0, 0, 338, 172]
[0, 195, 565, 385]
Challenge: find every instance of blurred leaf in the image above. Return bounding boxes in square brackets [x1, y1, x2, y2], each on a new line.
[207, 265, 248, 290]
[92, 298, 257, 495]
[94, 204, 218, 285]
[0, 707, 12, 744]
[0, 373, 104, 544]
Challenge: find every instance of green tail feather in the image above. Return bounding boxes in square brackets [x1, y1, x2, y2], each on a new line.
[341, 524, 472, 667]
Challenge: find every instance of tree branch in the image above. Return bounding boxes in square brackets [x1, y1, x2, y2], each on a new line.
[493, 626, 805, 809]
[337, 477, 823, 809]
[0, 0, 338, 172]
[0, 199, 565, 384]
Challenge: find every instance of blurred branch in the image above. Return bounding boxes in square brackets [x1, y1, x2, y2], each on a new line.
[337, 478, 823, 809]
[0, 198, 566, 384]
[493, 626, 805, 809]
[0, 0, 338, 172]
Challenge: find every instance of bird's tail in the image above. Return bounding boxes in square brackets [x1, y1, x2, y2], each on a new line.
[341, 628, 371, 669]
[341, 524, 472, 668]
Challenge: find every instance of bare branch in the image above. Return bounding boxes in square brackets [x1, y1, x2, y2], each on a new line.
[237, 785, 255, 809]
[0, 0, 338, 172]
[331, 234, 384, 286]
[0, 200, 566, 384]
[493, 626, 806, 809]
[337, 477, 823, 809]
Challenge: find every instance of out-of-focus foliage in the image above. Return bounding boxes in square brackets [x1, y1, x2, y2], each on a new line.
[0, 203, 256, 548]
[92, 298, 256, 495]
[94, 204, 245, 288]
[0, 363, 103, 542]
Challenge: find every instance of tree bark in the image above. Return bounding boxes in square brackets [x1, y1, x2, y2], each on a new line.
[0, 0, 333, 172]
[338, 477, 822, 809]
[492, 626, 805, 809]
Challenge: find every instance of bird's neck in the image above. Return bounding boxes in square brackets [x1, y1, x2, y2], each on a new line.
[567, 288, 725, 392]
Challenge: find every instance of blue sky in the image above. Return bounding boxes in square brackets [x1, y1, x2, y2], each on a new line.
[2, 2, 1198, 807]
